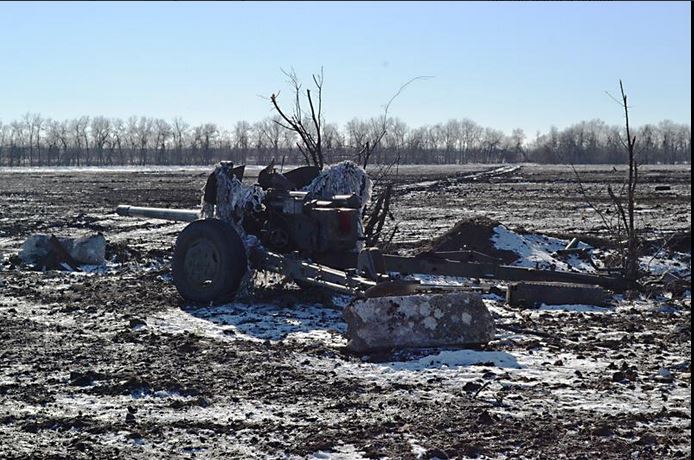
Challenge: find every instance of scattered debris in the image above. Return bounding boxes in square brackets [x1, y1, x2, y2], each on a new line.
[564, 237, 581, 250]
[19, 233, 106, 269]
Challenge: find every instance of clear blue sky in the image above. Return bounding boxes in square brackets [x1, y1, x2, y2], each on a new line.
[0, 1, 690, 135]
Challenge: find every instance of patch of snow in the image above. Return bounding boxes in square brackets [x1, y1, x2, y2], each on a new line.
[148, 302, 347, 346]
[482, 291, 505, 302]
[655, 305, 679, 314]
[410, 273, 476, 287]
[640, 251, 691, 278]
[308, 444, 369, 460]
[491, 225, 595, 272]
[331, 294, 354, 308]
[388, 349, 521, 370]
[131, 388, 183, 399]
[538, 304, 612, 313]
[404, 435, 428, 459]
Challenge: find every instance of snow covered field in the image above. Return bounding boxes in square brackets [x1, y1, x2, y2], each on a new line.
[0, 165, 690, 459]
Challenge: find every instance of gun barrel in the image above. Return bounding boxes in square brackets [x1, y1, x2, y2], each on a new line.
[116, 205, 200, 222]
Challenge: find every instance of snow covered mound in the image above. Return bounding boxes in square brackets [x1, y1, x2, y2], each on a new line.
[427, 216, 598, 273]
[491, 225, 596, 272]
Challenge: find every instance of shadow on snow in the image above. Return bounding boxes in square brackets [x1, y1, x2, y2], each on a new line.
[182, 299, 522, 372]
[183, 301, 347, 342]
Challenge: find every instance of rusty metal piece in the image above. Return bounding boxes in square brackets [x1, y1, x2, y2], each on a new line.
[506, 281, 609, 308]
[363, 279, 420, 298]
[565, 238, 580, 250]
[382, 254, 627, 291]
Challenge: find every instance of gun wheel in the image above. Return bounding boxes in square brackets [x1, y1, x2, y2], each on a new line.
[172, 219, 247, 303]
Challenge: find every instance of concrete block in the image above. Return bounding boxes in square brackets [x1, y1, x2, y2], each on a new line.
[344, 292, 495, 353]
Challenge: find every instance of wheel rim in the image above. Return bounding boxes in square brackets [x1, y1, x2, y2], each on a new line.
[183, 238, 221, 289]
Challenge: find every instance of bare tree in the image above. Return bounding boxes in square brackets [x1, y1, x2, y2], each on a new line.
[270, 68, 325, 169]
[233, 120, 251, 164]
[22, 113, 34, 165]
[171, 117, 189, 165]
[257, 116, 284, 164]
[199, 123, 218, 164]
[510, 128, 526, 161]
[51, 120, 71, 165]
[154, 119, 172, 164]
[572, 81, 641, 284]
[0, 108, 688, 167]
[8, 120, 25, 166]
[346, 118, 369, 153]
[442, 119, 459, 163]
[135, 117, 153, 165]
[91, 116, 111, 165]
[406, 126, 427, 163]
[252, 121, 268, 163]
[29, 114, 44, 166]
[322, 122, 343, 163]
[610, 80, 639, 282]
[280, 128, 297, 159]
[458, 118, 482, 163]
[359, 77, 431, 247]
[356, 76, 432, 168]
[481, 127, 504, 163]
[70, 116, 90, 166]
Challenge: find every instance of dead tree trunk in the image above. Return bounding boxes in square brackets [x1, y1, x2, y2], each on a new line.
[571, 80, 641, 285]
[619, 80, 639, 282]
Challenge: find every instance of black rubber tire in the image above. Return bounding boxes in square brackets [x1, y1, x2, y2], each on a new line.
[172, 219, 247, 303]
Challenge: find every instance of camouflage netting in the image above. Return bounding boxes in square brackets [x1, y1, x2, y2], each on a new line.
[200, 162, 266, 244]
[203, 160, 371, 239]
[302, 160, 372, 212]
[302, 160, 372, 247]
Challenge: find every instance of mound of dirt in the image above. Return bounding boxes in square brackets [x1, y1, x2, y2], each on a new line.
[422, 216, 519, 264]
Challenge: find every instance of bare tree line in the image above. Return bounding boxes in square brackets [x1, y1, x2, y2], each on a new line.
[0, 113, 689, 167]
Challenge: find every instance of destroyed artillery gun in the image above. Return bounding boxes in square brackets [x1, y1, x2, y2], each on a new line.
[118, 162, 390, 302]
[116, 161, 626, 352]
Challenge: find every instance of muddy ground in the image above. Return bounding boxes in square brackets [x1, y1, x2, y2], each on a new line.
[0, 164, 691, 459]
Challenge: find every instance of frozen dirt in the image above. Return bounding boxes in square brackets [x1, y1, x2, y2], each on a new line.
[0, 164, 690, 459]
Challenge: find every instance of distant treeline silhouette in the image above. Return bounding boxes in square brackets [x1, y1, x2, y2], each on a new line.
[0, 114, 690, 166]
